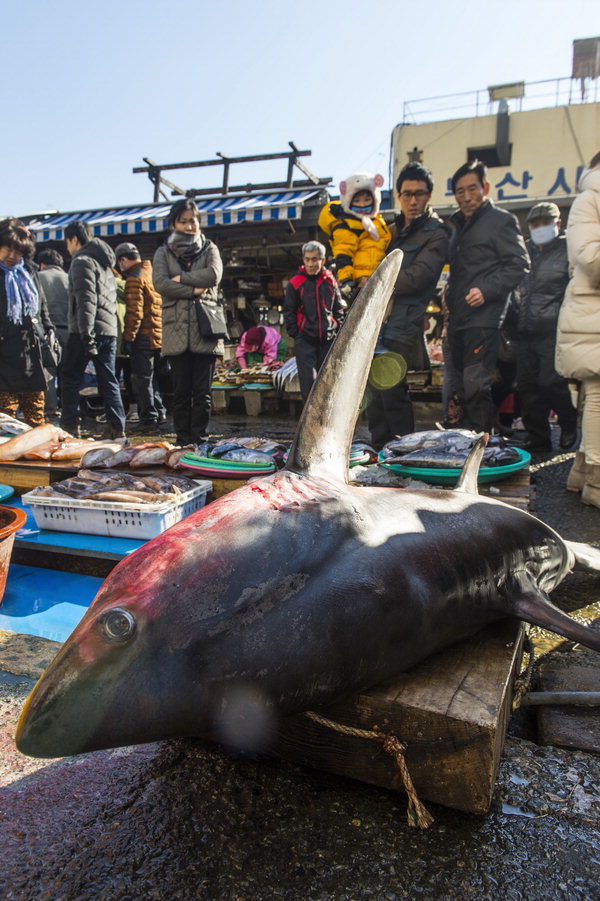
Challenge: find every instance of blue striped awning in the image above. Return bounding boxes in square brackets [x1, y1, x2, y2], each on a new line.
[28, 190, 324, 242]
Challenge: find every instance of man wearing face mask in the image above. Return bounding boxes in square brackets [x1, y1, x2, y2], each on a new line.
[515, 202, 578, 452]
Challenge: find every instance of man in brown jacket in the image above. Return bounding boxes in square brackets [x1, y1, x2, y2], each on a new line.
[115, 242, 166, 433]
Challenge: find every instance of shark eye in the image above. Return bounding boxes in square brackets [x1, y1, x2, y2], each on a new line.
[98, 608, 137, 643]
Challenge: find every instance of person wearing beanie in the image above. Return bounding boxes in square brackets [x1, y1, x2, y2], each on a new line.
[318, 172, 391, 300]
[235, 324, 286, 369]
[115, 242, 166, 434]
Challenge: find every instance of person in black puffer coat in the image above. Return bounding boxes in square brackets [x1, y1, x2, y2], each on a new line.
[0, 218, 54, 426]
[61, 221, 126, 438]
[516, 202, 578, 452]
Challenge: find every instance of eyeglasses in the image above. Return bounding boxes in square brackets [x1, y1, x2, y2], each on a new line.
[399, 190, 430, 200]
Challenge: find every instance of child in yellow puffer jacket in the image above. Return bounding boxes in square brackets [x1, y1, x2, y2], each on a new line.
[318, 172, 392, 300]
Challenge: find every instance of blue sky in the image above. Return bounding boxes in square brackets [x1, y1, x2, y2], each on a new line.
[3, 0, 599, 216]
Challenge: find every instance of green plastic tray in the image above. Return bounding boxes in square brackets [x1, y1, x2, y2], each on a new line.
[378, 447, 531, 485]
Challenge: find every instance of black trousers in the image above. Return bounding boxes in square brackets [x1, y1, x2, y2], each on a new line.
[366, 337, 420, 449]
[167, 351, 215, 445]
[130, 340, 166, 425]
[366, 378, 414, 450]
[516, 333, 577, 444]
[61, 334, 125, 433]
[294, 336, 332, 402]
[448, 326, 501, 432]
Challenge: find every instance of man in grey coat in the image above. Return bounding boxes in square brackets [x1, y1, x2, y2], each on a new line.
[60, 221, 126, 438]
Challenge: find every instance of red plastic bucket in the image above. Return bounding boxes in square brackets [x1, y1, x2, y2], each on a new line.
[0, 505, 27, 606]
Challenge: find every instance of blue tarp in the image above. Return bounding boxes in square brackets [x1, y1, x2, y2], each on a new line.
[27, 189, 325, 242]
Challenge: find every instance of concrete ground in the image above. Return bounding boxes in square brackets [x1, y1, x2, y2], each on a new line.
[1, 408, 599, 901]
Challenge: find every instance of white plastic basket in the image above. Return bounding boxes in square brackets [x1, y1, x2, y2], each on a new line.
[22, 480, 213, 540]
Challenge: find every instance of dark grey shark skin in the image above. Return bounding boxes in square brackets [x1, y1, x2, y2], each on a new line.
[16, 252, 600, 759]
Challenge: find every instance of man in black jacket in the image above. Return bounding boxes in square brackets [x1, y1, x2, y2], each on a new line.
[516, 202, 577, 452]
[446, 160, 530, 432]
[283, 241, 344, 402]
[366, 162, 449, 447]
[60, 221, 126, 438]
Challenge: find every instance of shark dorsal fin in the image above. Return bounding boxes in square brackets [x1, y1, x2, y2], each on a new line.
[286, 250, 403, 481]
[454, 433, 488, 494]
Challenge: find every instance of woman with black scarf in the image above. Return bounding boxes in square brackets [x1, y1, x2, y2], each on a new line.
[152, 199, 224, 445]
[0, 218, 54, 426]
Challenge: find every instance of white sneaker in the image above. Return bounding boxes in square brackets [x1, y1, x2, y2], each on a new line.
[126, 410, 140, 422]
[96, 413, 107, 423]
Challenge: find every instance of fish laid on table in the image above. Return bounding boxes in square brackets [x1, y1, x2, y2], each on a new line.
[94, 443, 155, 468]
[23, 440, 63, 460]
[129, 442, 174, 469]
[79, 441, 129, 468]
[166, 446, 194, 468]
[50, 440, 102, 461]
[0, 413, 32, 435]
[0, 423, 69, 461]
[16, 252, 600, 761]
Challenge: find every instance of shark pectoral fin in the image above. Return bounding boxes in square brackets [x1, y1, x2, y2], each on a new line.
[564, 540, 600, 573]
[454, 433, 488, 495]
[513, 590, 600, 652]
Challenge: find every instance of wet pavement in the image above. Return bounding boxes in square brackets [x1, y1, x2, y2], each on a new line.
[1, 409, 599, 900]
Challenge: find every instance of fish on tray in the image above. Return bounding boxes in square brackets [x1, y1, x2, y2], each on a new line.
[16, 253, 600, 767]
[219, 448, 279, 465]
[86, 491, 166, 505]
[387, 445, 522, 469]
[382, 429, 475, 458]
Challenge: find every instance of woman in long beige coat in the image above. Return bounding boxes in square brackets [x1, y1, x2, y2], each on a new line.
[555, 151, 600, 509]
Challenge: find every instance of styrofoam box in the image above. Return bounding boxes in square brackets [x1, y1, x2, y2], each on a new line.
[22, 480, 213, 539]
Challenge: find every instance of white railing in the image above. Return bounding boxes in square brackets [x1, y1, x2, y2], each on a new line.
[401, 77, 599, 124]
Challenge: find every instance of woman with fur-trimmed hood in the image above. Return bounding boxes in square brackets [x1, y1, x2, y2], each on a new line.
[318, 172, 392, 299]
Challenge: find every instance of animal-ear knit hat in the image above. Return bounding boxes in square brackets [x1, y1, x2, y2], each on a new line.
[339, 172, 385, 240]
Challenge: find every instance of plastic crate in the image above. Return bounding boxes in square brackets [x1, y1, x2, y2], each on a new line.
[22, 480, 212, 540]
